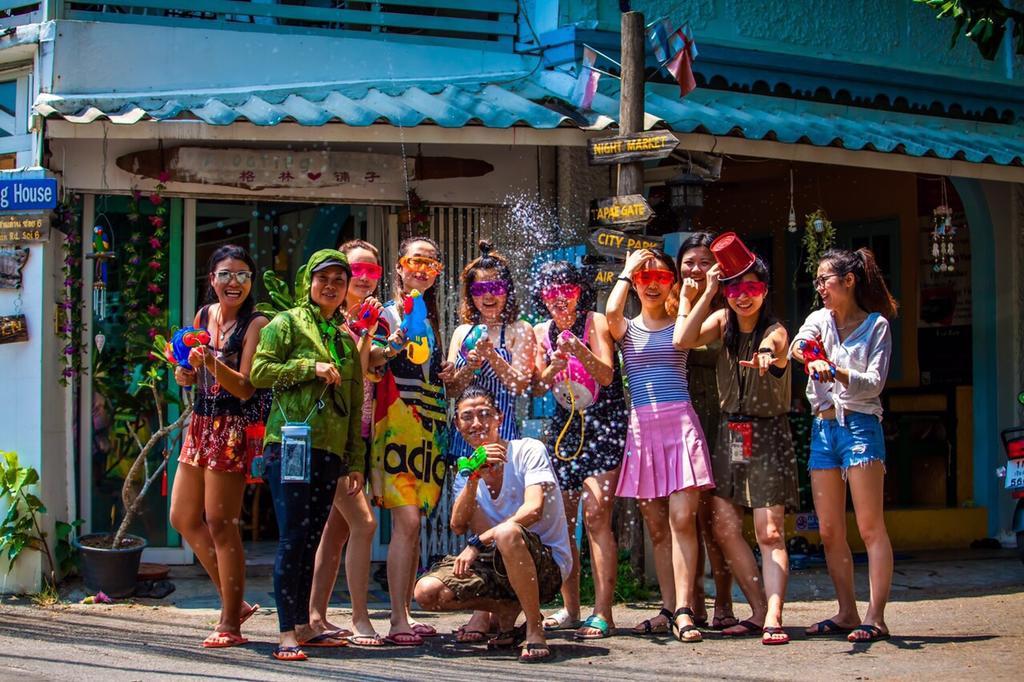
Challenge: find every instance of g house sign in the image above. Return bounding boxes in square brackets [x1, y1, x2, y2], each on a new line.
[0, 178, 58, 212]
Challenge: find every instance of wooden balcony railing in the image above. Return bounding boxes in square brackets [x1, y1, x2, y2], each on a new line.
[0, 1, 44, 30]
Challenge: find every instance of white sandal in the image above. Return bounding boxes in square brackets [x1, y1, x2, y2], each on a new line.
[543, 607, 582, 631]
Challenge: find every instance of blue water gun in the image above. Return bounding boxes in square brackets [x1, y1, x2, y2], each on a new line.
[163, 327, 211, 370]
[399, 289, 434, 365]
[461, 324, 488, 373]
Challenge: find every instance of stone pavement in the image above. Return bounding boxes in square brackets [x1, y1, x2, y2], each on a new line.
[0, 550, 1021, 681]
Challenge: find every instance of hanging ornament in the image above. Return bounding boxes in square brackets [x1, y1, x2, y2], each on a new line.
[89, 224, 114, 321]
[931, 178, 955, 274]
[94, 332, 106, 353]
[787, 168, 798, 233]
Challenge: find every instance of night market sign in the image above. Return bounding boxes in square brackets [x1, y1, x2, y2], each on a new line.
[587, 131, 680, 165]
[589, 194, 653, 227]
[588, 227, 664, 260]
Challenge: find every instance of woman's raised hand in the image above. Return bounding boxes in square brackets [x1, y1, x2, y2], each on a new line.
[622, 249, 654, 276]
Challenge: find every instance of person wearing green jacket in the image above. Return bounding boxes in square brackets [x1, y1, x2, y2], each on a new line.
[250, 249, 364, 662]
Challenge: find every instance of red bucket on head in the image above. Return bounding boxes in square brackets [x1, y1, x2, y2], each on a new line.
[710, 232, 756, 281]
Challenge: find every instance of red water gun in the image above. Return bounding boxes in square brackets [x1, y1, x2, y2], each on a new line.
[799, 337, 836, 381]
[349, 300, 381, 337]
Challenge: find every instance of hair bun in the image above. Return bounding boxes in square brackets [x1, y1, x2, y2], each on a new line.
[478, 239, 494, 257]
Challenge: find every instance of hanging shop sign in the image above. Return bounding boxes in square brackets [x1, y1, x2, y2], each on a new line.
[588, 227, 664, 259]
[0, 246, 29, 288]
[116, 147, 416, 192]
[589, 194, 654, 227]
[587, 131, 680, 165]
[0, 214, 50, 244]
[0, 178, 58, 212]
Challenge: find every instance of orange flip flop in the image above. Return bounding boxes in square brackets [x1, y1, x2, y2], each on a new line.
[201, 631, 249, 649]
[272, 646, 308, 661]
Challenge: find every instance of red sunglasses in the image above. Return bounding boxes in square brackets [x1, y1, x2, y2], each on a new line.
[350, 262, 382, 281]
[724, 280, 768, 299]
[541, 284, 581, 302]
[632, 269, 675, 287]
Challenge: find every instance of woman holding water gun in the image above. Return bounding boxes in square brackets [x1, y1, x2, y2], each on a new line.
[170, 244, 270, 649]
[308, 239, 387, 646]
[532, 260, 625, 641]
[675, 237, 798, 646]
[369, 236, 452, 646]
[250, 249, 365, 661]
[790, 248, 897, 644]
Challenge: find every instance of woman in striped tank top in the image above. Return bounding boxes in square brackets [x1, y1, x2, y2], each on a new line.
[607, 248, 715, 644]
[444, 241, 536, 643]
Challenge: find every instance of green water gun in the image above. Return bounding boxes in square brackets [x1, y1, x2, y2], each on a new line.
[457, 446, 488, 478]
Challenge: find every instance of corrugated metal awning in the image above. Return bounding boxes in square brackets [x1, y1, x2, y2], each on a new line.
[34, 69, 1024, 167]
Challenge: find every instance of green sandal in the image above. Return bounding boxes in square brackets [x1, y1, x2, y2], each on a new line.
[574, 614, 611, 640]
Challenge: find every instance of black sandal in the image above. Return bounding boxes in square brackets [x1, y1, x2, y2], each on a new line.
[519, 642, 553, 663]
[672, 608, 703, 643]
[634, 607, 673, 635]
[487, 624, 526, 650]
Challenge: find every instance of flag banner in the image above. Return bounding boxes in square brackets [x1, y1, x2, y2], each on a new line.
[571, 46, 601, 110]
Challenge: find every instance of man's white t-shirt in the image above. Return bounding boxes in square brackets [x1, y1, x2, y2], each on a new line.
[452, 437, 571, 580]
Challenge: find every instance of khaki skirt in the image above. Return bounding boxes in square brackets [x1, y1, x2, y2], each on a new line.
[712, 413, 798, 510]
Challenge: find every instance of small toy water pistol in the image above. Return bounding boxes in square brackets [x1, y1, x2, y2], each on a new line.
[461, 324, 488, 373]
[398, 289, 435, 365]
[457, 445, 488, 478]
[164, 327, 211, 370]
[799, 338, 836, 381]
[349, 300, 381, 337]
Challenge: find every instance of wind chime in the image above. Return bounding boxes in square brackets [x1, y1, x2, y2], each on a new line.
[787, 167, 798, 233]
[90, 223, 114, 321]
[931, 179, 956, 273]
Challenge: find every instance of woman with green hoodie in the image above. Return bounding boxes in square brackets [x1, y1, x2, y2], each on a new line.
[250, 249, 364, 662]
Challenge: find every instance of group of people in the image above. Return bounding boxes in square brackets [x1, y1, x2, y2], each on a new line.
[169, 229, 898, 663]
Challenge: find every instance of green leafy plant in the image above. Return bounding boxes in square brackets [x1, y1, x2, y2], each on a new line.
[55, 519, 84, 576]
[0, 451, 59, 590]
[914, 0, 1024, 60]
[802, 209, 836, 280]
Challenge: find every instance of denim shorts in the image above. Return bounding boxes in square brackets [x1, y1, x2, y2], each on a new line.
[808, 411, 886, 472]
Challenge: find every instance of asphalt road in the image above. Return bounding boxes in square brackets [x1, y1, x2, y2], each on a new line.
[0, 553, 1021, 681]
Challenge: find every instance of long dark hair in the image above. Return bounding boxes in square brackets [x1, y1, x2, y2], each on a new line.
[532, 260, 595, 316]
[820, 248, 899, 320]
[392, 235, 443, 325]
[668, 231, 718, 317]
[723, 257, 777, 359]
[203, 244, 257, 321]
[459, 240, 520, 324]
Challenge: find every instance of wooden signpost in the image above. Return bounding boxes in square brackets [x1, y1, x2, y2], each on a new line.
[589, 194, 653, 227]
[589, 227, 664, 260]
[0, 214, 49, 243]
[587, 130, 680, 166]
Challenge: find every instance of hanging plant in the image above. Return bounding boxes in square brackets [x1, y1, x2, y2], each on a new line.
[802, 208, 835, 278]
[54, 196, 86, 386]
[399, 188, 431, 238]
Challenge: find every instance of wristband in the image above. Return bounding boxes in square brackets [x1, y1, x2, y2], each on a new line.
[616, 276, 632, 284]
[757, 347, 774, 355]
[467, 535, 487, 551]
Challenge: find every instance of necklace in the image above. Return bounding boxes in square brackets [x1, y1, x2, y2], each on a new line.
[216, 306, 238, 343]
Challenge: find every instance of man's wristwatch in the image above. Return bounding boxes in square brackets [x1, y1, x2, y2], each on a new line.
[467, 535, 487, 551]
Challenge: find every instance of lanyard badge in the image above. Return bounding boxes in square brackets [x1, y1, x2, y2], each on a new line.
[281, 422, 312, 483]
[727, 418, 754, 464]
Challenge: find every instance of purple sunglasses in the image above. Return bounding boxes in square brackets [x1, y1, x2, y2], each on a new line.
[469, 280, 510, 297]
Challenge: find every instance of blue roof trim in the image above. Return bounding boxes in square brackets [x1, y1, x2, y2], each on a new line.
[34, 69, 1024, 167]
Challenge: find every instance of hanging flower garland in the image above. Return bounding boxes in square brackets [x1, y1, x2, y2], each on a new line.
[121, 173, 170, 381]
[55, 196, 86, 386]
[802, 208, 835, 278]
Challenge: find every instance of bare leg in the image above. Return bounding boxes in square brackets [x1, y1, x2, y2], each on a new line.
[632, 497, 674, 632]
[336, 488, 379, 636]
[491, 522, 547, 648]
[709, 495, 768, 631]
[203, 470, 247, 634]
[547, 490, 581, 625]
[169, 463, 220, 593]
[806, 469, 861, 633]
[753, 505, 788, 630]
[577, 469, 619, 635]
[668, 488, 702, 640]
[699, 491, 734, 625]
[309, 482, 351, 631]
[847, 462, 892, 637]
[387, 505, 421, 636]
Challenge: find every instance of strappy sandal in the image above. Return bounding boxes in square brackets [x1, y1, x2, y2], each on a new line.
[543, 607, 582, 631]
[806, 618, 856, 637]
[847, 624, 890, 643]
[487, 624, 526, 650]
[519, 642, 553, 663]
[672, 608, 703, 643]
[633, 607, 673, 635]
[574, 614, 612, 640]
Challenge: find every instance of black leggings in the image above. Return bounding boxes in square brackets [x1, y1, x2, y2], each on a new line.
[264, 444, 345, 633]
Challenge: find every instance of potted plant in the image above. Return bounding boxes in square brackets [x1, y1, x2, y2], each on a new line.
[74, 356, 193, 598]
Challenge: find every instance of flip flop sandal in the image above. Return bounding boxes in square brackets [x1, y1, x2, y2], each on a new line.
[454, 628, 489, 644]
[411, 623, 438, 637]
[239, 603, 260, 626]
[519, 642, 553, 664]
[721, 620, 763, 638]
[847, 624, 890, 643]
[346, 633, 386, 647]
[710, 615, 739, 631]
[806, 619, 855, 637]
[487, 624, 526, 650]
[633, 607, 673, 635]
[272, 646, 307, 661]
[762, 626, 790, 646]
[201, 631, 249, 649]
[322, 628, 354, 638]
[574, 614, 611, 640]
[672, 608, 703, 643]
[300, 632, 349, 648]
[384, 632, 424, 646]
[543, 607, 582, 631]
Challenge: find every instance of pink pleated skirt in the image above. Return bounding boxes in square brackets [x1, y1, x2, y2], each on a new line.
[616, 400, 715, 499]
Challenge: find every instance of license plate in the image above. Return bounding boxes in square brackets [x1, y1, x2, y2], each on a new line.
[1006, 458, 1024, 490]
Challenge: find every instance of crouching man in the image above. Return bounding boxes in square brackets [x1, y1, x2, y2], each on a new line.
[414, 386, 571, 663]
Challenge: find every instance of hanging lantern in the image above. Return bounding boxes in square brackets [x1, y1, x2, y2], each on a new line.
[666, 172, 705, 231]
